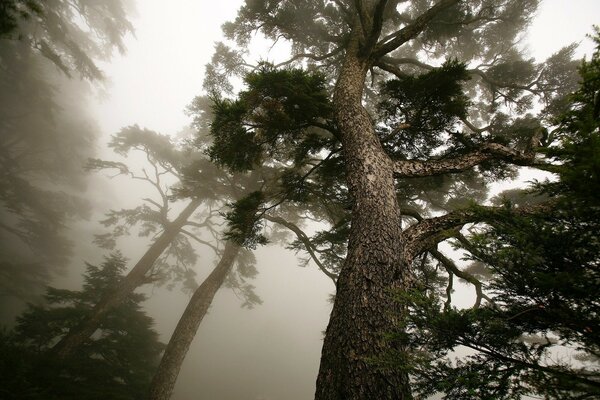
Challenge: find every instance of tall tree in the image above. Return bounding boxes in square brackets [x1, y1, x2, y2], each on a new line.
[203, 1, 580, 398]
[394, 28, 600, 400]
[0, 0, 134, 315]
[0, 252, 164, 400]
[50, 126, 240, 359]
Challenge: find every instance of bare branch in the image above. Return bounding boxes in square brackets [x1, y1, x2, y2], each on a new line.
[429, 248, 494, 309]
[180, 229, 220, 254]
[264, 215, 338, 283]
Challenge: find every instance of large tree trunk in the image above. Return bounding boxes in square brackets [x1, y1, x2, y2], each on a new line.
[148, 240, 241, 400]
[51, 198, 203, 360]
[315, 42, 412, 399]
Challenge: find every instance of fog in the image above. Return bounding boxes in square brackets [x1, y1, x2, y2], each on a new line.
[1, 0, 599, 399]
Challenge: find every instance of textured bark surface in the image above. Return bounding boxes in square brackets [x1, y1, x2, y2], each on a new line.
[148, 240, 241, 400]
[51, 198, 203, 360]
[315, 42, 412, 399]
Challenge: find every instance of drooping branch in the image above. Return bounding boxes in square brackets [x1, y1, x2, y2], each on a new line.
[429, 247, 494, 309]
[372, 0, 461, 58]
[263, 215, 338, 283]
[394, 135, 543, 178]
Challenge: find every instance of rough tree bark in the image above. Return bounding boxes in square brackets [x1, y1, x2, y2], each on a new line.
[51, 197, 203, 360]
[315, 37, 412, 399]
[148, 240, 241, 400]
[315, 1, 465, 398]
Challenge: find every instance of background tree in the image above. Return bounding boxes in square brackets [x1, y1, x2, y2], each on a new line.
[0, 252, 164, 400]
[393, 28, 600, 400]
[202, 1, 581, 398]
[0, 0, 134, 317]
[51, 125, 261, 359]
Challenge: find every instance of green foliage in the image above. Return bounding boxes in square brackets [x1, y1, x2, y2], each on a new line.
[0, 253, 164, 399]
[0, 0, 42, 37]
[0, 0, 133, 309]
[3, 0, 133, 80]
[223, 191, 267, 249]
[394, 29, 600, 400]
[209, 65, 332, 172]
[379, 60, 471, 159]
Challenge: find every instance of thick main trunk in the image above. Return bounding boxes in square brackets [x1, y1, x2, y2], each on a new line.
[315, 48, 412, 399]
[148, 240, 241, 400]
[51, 198, 203, 360]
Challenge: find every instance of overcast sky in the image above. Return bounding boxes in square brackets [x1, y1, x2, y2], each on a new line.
[85, 2, 600, 399]
[90, 0, 600, 138]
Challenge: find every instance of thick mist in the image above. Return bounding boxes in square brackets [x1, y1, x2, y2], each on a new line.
[1, 0, 599, 399]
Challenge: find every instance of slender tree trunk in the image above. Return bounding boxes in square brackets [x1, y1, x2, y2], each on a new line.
[148, 240, 241, 400]
[315, 41, 412, 399]
[51, 198, 203, 360]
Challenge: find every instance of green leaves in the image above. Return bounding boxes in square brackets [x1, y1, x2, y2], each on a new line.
[223, 191, 267, 249]
[3, 253, 164, 399]
[379, 60, 470, 159]
[208, 66, 332, 172]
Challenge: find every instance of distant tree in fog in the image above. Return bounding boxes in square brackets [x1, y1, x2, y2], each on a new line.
[0, 252, 164, 400]
[0, 0, 134, 310]
[50, 125, 262, 361]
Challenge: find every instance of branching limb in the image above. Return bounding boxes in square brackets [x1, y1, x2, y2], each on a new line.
[372, 0, 461, 58]
[360, 0, 389, 56]
[394, 133, 543, 178]
[263, 215, 338, 283]
[273, 46, 344, 68]
[429, 248, 495, 309]
[180, 229, 220, 254]
[402, 201, 555, 263]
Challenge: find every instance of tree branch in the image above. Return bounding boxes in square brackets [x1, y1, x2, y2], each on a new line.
[372, 0, 461, 58]
[394, 135, 543, 178]
[429, 248, 494, 309]
[264, 215, 338, 283]
[402, 201, 555, 263]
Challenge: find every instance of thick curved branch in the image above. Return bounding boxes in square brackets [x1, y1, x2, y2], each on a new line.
[372, 0, 461, 58]
[402, 201, 555, 262]
[264, 215, 338, 283]
[394, 136, 542, 178]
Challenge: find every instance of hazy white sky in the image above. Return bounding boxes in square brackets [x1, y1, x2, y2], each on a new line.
[91, 0, 600, 139]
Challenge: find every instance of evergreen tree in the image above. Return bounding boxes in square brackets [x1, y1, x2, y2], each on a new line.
[199, 1, 582, 398]
[51, 126, 261, 360]
[0, 0, 134, 314]
[0, 253, 164, 400]
[392, 28, 600, 400]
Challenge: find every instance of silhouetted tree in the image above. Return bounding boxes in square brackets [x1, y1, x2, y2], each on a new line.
[51, 126, 261, 359]
[393, 28, 600, 400]
[0, 252, 164, 400]
[0, 0, 133, 314]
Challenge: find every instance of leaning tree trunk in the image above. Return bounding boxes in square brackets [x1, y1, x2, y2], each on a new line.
[148, 240, 241, 400]
[51, 198, 203, 360]
[314, 42, 412, 399]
